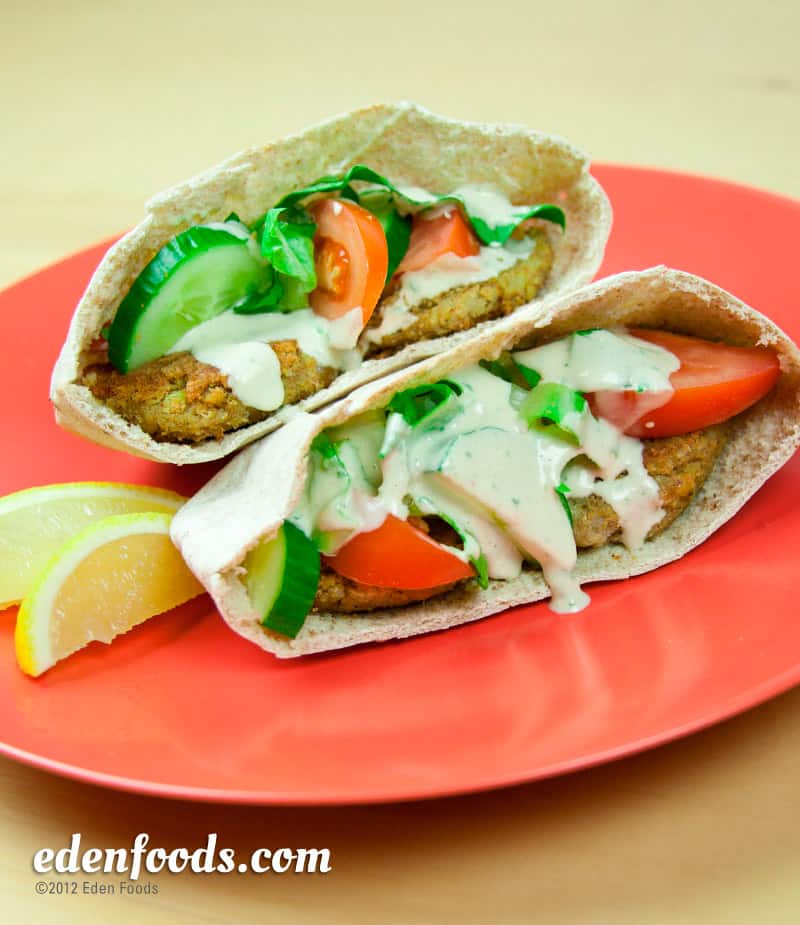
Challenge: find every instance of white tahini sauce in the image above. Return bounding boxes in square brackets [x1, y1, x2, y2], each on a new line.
[199, 220, 264, 262]
[514, 330, 678, 550]
[288, 329, 682, 614]
[392, 182, 534, 230]
[513, 329, 680, 394]
[450, 184, 533, 229]
[190, 341, 283, 410]
[169, 307, 363, 412]
[290, 413, 388, 553]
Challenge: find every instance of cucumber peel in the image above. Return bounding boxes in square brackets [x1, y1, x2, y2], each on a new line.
[244, 522, 320, 638]
[107, 224, 269, 372]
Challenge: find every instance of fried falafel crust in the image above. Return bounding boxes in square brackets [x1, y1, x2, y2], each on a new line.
[314, 424, 730, 613]
[313, 567, 463, 613]
[364, 229, 554, 355]
[81, 341, 336, 443]
[570, 424, 730, 549]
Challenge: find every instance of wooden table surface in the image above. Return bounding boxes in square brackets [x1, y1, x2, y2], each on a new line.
[2, 2, 799, 922]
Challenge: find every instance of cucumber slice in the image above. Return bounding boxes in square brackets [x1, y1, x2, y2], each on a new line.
[107, 224, 270, 372]
[244, 522, 320, 638]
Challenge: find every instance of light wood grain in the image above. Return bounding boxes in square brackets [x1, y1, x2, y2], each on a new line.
[1, 1, 799, 922]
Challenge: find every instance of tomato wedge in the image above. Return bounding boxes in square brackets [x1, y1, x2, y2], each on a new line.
[308, 198, 388, 324]
[396, 208, 480, 275]
[588, 329, 781, 438]
[324, 515, 475, 589]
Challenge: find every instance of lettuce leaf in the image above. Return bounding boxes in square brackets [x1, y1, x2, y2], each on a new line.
[479, 352, 541, 390]
[260, 207, 317, 292]
[262, 163, 566, 246]
[245, 163, 565, 314]
[387, 380, 463, 427]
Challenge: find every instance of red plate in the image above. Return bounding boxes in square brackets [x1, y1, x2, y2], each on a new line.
[0, 166, 799, 803]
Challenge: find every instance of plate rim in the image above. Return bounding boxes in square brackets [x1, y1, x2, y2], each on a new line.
[2, 659, 800, 805]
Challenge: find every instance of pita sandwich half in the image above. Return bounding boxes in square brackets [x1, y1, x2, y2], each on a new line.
[51, 102, 611, 464]
[170, 267, 800, 657]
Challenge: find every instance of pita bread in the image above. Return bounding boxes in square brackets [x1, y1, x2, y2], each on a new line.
[50, 102, 611, 464]
[170, 267, 800, 657]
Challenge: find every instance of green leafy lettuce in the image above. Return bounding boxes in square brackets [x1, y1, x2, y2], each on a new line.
[386, 380, 463, 428]
[555, 482, 573, 526]
[479, 352, 541, 390]
[272, 164, 566, 244]
[242, 164, 566, 314]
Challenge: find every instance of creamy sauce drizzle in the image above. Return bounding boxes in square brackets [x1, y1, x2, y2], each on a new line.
[169, 307, 362, 411]
[289, 330, 682, 614]
[450, 184, 533, 228]
[192, 341, 283, 410]
[392, 182, 534, 229]
[513, 331, 673, 551]
[291, 413, 387, 552]
[200, 220, 263, 262]
[514, 329, 679, 393]
[375, 366, 589, 612]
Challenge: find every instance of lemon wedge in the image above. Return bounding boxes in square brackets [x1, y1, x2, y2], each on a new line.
[15, 512, 203, 677]
[0, 482, 184, 608]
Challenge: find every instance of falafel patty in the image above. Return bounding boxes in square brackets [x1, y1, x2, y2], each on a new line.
[363, 229, 554, 355]
[312, 424, 729, 613]
[570, 424, 729, 548]
[313, 568, 464, 613]
[81, 340, 336, 444]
